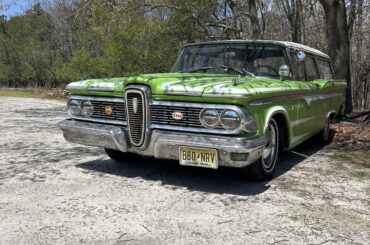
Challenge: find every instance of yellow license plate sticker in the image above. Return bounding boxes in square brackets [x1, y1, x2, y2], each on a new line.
[179, 146, 218, 169]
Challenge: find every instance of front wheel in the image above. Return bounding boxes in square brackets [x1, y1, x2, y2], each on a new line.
[243, 119, 280, 181]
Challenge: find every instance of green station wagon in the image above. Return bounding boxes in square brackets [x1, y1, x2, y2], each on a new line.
[58, 40, 346, 180]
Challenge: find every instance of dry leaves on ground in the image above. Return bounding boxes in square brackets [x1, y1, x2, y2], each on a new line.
[331, 120, 370, 150]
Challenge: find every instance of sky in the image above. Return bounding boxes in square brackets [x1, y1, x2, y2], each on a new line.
[0, 0, 34, 17]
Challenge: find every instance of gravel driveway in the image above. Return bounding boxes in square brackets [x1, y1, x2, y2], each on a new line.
[0, 97, 369, 244]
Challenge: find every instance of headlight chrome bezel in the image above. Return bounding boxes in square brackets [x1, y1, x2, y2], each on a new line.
[81, 100, 94, 117]
[199, 108, 220, 128]
[200, 107, 256, 133]
[220, 109, 241, 130]
[68, 99, 81, 115]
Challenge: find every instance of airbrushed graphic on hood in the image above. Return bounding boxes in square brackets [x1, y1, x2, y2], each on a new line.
[66, 78, 125, 92]
[124, 73, 298, 96]
[159, 80, 232, 96]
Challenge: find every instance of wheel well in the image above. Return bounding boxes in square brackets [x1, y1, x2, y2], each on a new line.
[329, 112, 336, 120]
[272, 113, 289, 151]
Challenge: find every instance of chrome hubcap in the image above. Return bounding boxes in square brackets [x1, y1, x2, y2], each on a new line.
[262, 122, 278, 170]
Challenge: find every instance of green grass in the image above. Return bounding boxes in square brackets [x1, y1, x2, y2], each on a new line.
[0, 88, 66, 101]
[0, 88, 38, 98]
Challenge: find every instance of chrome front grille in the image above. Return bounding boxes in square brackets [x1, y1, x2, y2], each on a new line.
[151, 105, 203, 127]
[90, 100, 126, 121]
[68, 96, 126, 126]
[150, 105, 223, 129]
[126, 90, 146, 146]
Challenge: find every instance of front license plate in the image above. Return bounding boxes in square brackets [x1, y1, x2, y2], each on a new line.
[179, 146, 218, 169]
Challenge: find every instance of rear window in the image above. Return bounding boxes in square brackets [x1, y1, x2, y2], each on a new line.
[318, 60, 334, 80]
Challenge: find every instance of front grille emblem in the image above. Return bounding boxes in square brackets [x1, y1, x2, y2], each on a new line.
[105, 105, 113, 115]
[172, 111, 184, 120]
[132, 98, 138, 114]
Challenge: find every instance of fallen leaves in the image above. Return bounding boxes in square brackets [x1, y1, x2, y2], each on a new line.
[331, 121, 370, 150]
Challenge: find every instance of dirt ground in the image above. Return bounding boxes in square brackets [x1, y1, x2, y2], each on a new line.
[0, 97, 369, 245]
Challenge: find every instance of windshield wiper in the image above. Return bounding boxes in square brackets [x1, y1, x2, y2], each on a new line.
[218, 65, 255, 77]
[180, 65, 255, 77]
[180, 66, 214, 73]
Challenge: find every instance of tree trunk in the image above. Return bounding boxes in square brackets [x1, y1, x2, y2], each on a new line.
[249, 0, 261, 39]
[292, 0, 303, 43]
[319, 0, 353, 114]
[227, 0, 262, 40]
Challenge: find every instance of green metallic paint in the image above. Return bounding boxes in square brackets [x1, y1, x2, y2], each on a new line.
[66, 72, 346, 149]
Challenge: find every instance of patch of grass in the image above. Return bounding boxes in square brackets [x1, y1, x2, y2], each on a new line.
[357, 171, 367, 177]
[0, 88, 38, 98]
[0, 88, 66, 101]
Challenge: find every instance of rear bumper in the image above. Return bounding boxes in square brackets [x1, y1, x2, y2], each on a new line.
[58, 119, 267, 168]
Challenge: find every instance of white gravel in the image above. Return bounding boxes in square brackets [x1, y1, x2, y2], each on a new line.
[0, 96, 369, 245]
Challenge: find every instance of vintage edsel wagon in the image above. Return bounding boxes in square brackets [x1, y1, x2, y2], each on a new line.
[58, 40, 346, 180]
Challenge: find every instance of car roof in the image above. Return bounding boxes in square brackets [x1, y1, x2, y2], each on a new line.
[183, 40, 330, 59]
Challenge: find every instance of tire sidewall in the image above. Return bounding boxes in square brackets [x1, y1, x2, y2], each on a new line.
[260, 118, 279, 174]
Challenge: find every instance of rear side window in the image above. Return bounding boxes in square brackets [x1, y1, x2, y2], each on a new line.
[318, 60, 334, 80]
[305, 57, 319, 81]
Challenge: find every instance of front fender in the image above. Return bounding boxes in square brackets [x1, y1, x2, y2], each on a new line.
[254, 106, 291, 147]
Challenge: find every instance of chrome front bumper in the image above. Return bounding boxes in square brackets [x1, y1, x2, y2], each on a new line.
[58, 120, 267, 168]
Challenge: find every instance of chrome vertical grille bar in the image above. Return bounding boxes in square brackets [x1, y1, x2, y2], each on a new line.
[125, 89, 146, 147]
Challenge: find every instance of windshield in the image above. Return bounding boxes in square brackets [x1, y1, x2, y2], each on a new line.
[171, 44, 288, 78]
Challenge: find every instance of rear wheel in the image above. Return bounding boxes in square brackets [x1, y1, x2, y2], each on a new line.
[323, 117, 334, 143]
[104, 148, 142, 163]
[243, 118, 280, 181]
[317, 116, 334, 145]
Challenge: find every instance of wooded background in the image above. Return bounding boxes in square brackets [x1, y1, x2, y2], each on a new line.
[0, 0, 369, 111]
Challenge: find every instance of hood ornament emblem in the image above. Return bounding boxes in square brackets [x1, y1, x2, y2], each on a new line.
[132, 98, 138, 114]
[232, 77, 240, 86]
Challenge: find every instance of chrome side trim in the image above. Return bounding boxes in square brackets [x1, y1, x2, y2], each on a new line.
[291, 116, 316, 127]
[302, 93, 342, 106]
[249, 92, 342, 106]
[202, 94, 247, 98]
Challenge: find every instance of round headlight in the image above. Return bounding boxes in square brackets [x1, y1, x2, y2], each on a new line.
[200, 109, 219, 128]
[220, 110, 241, 130]
[81, 101, 94, 117]
[68, 99, 81, 115]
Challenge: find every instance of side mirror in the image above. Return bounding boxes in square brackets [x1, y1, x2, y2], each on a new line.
[297, 51, 306, 61]
[279, 65, 290, 81]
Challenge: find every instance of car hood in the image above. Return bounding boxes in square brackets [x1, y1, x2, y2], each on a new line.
[66, 73, 292, 97]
